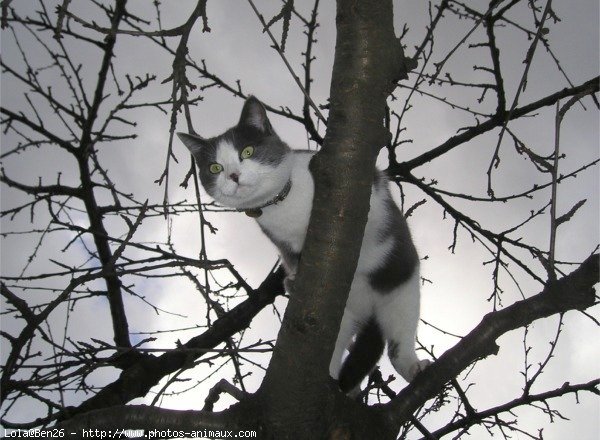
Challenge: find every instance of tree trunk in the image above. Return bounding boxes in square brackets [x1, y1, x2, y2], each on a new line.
[256, 0, 410, 438]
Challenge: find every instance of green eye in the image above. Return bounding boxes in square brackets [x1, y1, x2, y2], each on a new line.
[209, 163, 223, 174]
[241, 145, 254, 159]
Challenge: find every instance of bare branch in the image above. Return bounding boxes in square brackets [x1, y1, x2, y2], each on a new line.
[385, 254, 599, 426]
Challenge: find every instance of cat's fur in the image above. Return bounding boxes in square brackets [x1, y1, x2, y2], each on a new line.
[178, 96, 429, 393]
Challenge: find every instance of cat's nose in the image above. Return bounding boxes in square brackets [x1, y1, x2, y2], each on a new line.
[229, 172, 240, 183]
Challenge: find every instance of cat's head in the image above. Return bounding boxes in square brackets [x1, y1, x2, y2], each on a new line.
[178, 96, 292, 210]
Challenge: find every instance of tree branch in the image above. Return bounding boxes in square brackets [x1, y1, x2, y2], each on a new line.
[0, 107, 77, 154]
[384, 254, 599, 427]
[60, 267, 285, 419]
[423, 379, 599, 439]
[55, 403, 254, 435]
[391, 76, 599, 171]
[0, 170, 82, 198]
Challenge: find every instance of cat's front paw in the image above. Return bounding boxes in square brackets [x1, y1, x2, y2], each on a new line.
[409, 359, 431, 380]
[283, 275, 296, 293]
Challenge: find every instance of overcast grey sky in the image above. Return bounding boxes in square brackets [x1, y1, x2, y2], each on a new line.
[1, 1, 598, 438]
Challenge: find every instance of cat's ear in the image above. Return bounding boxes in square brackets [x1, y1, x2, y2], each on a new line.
[238, 96, 273, 134]
[177, 132, 207, 158]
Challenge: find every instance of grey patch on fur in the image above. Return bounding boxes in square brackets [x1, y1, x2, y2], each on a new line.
[373, 170, 387, 192]
[238, 96, 273, 134]
[368, 199, 418, 294]
[338, 318, 385, 393]
[388, 340, 399, 360]
[176, 133, 220, 196]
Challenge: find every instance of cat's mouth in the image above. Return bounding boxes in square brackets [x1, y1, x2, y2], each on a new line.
[220, 182, 252, 198]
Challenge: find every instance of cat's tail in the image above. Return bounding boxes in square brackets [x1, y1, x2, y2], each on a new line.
[338, 319, 385, 394]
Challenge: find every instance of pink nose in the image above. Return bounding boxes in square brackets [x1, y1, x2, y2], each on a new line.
[229, 173, 240, 183]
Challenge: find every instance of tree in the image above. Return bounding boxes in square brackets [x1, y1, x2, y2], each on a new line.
[1, 0, 598, 439]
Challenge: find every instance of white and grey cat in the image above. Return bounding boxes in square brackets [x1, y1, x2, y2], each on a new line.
[178, 97, 429, 393]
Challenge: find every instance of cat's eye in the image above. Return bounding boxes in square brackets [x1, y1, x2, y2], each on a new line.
[241, 145, 254, 159]
[209, 163, 223, 174]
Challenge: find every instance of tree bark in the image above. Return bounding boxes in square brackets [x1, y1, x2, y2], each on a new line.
[256, 0, 411, 438]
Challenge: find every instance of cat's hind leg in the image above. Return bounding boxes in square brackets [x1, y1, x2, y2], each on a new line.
[338, 318, 385, 394]
[375, 271, 430, 381]
[329, 308, 358, 382]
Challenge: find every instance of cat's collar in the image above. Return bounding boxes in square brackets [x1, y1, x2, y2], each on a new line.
[238, 180, 292, 218]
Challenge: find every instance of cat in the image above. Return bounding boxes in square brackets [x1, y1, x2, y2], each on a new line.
[178, 96, 429, 394]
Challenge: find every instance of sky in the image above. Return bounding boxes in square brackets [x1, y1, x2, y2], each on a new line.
[1, 0, 599, 438]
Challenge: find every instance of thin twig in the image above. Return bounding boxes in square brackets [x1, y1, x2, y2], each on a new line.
[246, 0, 326, 124]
